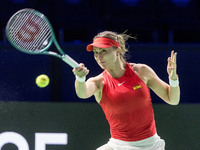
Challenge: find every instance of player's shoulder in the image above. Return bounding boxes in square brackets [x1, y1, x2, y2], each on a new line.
[88, 73, 103, 81]
[129, 63, 156, 83]
[87, 73, 103, 88]
[129, 63, 151, 72]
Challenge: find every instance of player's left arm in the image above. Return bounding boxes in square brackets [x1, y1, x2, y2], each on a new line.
[146, 51, 180, 105]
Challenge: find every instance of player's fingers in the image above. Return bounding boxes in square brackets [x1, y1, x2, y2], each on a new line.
[174, 52, 177, 64]
[79, 63, 85, 67]
[171, 50, 174, 60]
[73, 66, 89, 77]
[76, 69, 89, 78]
[73, 63, 85, 72]
[167, 57, 172, 67]
[168, 58, 174, 64]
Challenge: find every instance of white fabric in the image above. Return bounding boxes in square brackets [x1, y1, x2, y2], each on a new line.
[96, 133, 165, 150]
[169, 77, 179, 87]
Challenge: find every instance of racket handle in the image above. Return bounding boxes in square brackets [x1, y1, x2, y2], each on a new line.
[62, 55, 79, 68]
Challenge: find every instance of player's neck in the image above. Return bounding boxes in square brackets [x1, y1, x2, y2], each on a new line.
[106, 61, 126, 78]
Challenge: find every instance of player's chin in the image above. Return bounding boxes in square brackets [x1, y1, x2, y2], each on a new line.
[98, 63, 106, 69]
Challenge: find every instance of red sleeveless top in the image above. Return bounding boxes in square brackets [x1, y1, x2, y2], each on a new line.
[99, 63, 156, 141]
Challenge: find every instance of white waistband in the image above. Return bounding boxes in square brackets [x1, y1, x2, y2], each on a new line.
[109, 133, 161, 146]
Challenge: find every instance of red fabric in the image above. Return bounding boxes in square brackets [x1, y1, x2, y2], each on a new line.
[86, 37, 120, 51]
[99, 63, 156, 141]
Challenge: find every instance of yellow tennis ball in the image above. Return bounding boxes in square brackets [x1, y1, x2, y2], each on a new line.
[35, 74, 50, 88]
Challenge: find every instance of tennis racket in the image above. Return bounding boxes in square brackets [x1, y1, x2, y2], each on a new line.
[6, 8, 79, 68]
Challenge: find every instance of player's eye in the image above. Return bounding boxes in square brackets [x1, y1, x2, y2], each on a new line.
[93, 51, 98, 54]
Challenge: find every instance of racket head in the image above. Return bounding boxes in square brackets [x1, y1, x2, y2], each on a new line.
[6, 8, 54, 54]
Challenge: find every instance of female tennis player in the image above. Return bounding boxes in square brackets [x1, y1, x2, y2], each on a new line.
[73, 31, 180, 150]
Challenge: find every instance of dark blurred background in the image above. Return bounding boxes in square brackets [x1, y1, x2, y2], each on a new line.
[0, 0, 199, 103]
[0, 1, 200, 150]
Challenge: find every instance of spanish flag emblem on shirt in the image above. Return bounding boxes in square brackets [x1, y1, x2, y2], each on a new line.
[133, 84, 142, 90]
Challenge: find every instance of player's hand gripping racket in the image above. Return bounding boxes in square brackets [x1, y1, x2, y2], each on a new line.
[6, 8, 79, 68]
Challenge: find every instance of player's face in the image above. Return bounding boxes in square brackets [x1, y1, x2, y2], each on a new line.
[93, 46, 118, 69]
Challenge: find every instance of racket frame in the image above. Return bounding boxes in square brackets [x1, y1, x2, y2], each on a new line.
[6, 8, 79, 68]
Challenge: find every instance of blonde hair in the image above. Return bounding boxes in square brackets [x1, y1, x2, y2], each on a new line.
[93, 31, 135, 62]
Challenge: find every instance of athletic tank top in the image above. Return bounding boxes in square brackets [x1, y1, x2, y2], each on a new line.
[99, 63, 156, 141]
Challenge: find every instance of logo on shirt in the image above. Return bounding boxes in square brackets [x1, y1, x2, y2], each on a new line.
[118, 81, 125, 86]
[133, 84, 142, 90]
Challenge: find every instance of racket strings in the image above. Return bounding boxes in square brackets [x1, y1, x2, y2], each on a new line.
[8, 11, 52, 52]
[10, 12, 31, 46]
[13, 13, 40, 50]
[33, 20, 51, 49]
[21, 13, 51, 51]
[9, 11, 34, 45]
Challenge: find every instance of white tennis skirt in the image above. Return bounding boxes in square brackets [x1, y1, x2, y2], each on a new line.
[96, 133, 165, 150]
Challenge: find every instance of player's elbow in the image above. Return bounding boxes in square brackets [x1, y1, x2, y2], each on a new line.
[76, 91, 90, 99]
[168, 98, 180, 105]
[169, 101, 179, 106]
[77, 94, 89, 99]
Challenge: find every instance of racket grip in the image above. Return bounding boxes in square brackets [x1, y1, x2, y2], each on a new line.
[62, 55, 79, 68]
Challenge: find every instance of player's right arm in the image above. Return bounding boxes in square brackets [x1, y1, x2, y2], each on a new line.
[73, 63, 99, 99]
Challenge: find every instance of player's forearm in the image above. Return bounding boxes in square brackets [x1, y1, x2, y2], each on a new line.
[75, 81, 89, 99]
[168, 85, 180, 105]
